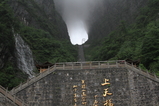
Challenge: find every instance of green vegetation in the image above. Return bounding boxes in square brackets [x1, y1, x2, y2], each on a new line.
[0, 0, 15, 54]
[19, 25, 77, 63]
[87, 0, 159, 74]
[0, 62, 27, 90]
[0, 0, 77, 89]
[1, 0, 159, 89]
[15, 0, 77, 63]
[0, 0, 25, 90]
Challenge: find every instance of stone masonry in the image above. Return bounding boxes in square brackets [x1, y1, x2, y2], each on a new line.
[0, 93, 17, 106]
[15, 68, 159, 106]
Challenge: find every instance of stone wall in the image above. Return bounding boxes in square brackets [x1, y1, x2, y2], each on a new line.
[15, 68, 159, 106]
[128, 69, 159, 106]
[0, 93, 17, 106]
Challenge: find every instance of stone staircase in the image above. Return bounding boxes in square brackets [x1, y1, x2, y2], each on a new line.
[0, 85, 28, 106]
[11, 60, 159, 95]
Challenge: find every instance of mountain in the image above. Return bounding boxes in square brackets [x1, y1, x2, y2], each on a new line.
[85, 0, 159, 74]
[0, 0, 159, 89]
[87, 0, 149, 43]
[0, 0, 77, 89]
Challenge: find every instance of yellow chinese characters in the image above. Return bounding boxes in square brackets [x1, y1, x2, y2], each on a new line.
[81, 80, 87, 105]
[104, 99, 114, 106]
[93, 95, 98, 106]
[73, 85, 77, 92]
[101, 79, 110, 86]
[82, 80, 86, 89]
[73, 85, 78, 106]
[103, 88, 112, 97]
[101, 78, 114, 106]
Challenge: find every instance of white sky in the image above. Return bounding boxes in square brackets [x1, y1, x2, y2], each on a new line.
[54, 0, 101, 45]
[66, 20, 88, 45]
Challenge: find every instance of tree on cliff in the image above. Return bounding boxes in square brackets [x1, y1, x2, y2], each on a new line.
[88, 0, 159, 74]
[0, 0, 78, 89]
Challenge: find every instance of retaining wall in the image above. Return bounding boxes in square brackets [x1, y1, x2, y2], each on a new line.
[14, 67, 159, 106]
[0, 93, 18, 106]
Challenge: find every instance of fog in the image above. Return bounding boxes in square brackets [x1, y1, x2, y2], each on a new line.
[54, 0, 103, 45]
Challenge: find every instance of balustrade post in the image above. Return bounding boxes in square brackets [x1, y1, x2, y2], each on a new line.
[20, 83, 22, 89]
[13, 95, 15, 103]
[47, 68, 49, 74]
[72, 63, 74, 69]
[11, 88, 14, 95]
[124, 61, 127, 67]
[98, 62, 100, 68]
[63, 63, 65, 70]
[12, 88, 15, 95]
[90, 62, 92, 69]
[22, 101, 24, 106]
[54, 64, 56, 69]
[27, 79, 29, 86]
[48, 66, 50, 72]
[41, 72, 44, 78]
[107, 61, 110, 68]
[154, 73, 157, 80]
[116, 61, 118, 67]
[147, 71, 150, 77]
[81, 62, 83, 69]
[132, 63, 133, 67]
[139, 66, 141, 71]
[5, 88, 8, 97]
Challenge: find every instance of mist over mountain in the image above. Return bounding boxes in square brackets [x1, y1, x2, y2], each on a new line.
[87, 0, 149, 42]
[85, 0, 159, 74]
[54, 0, 149, 45]
[0, 0, 77, 89]
[0, 0, 159, 89]
[54, 0, 104, 44]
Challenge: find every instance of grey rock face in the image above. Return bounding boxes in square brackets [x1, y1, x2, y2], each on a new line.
[88, 0, 149, 42]
[9, 0, 69, 39]
[14, 34, 35, 77]
[34, 0, 55, 15]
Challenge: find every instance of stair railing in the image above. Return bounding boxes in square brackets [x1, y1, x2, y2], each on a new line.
[11, 60, 159, 95]
[0, 85, 28, 106]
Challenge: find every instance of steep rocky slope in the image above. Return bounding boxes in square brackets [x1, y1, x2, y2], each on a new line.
[0, 0, 77, 89]
[85, 0, 159, 73]
[87, 0, 149, 43]
[9, 0, 69, 39]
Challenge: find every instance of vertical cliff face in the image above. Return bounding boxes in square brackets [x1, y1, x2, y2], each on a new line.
[7, 0, 76, 69]
[9, 0, 69, 39]
[0, 1, 16, 70]
[33, 0, 55, 16]
[0, 0, 78, 89]
[14, 34, 35, 77]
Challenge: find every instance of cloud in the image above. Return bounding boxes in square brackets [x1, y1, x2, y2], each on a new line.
[54, 0, 103, 45]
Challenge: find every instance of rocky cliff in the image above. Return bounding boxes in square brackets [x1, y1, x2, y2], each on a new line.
[8, 0, 78, 63]
[85, 0, 159, 73]
[0, 0, 77, 89]
[9, 0, 69, 39]
[87, 0, 149, 43]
